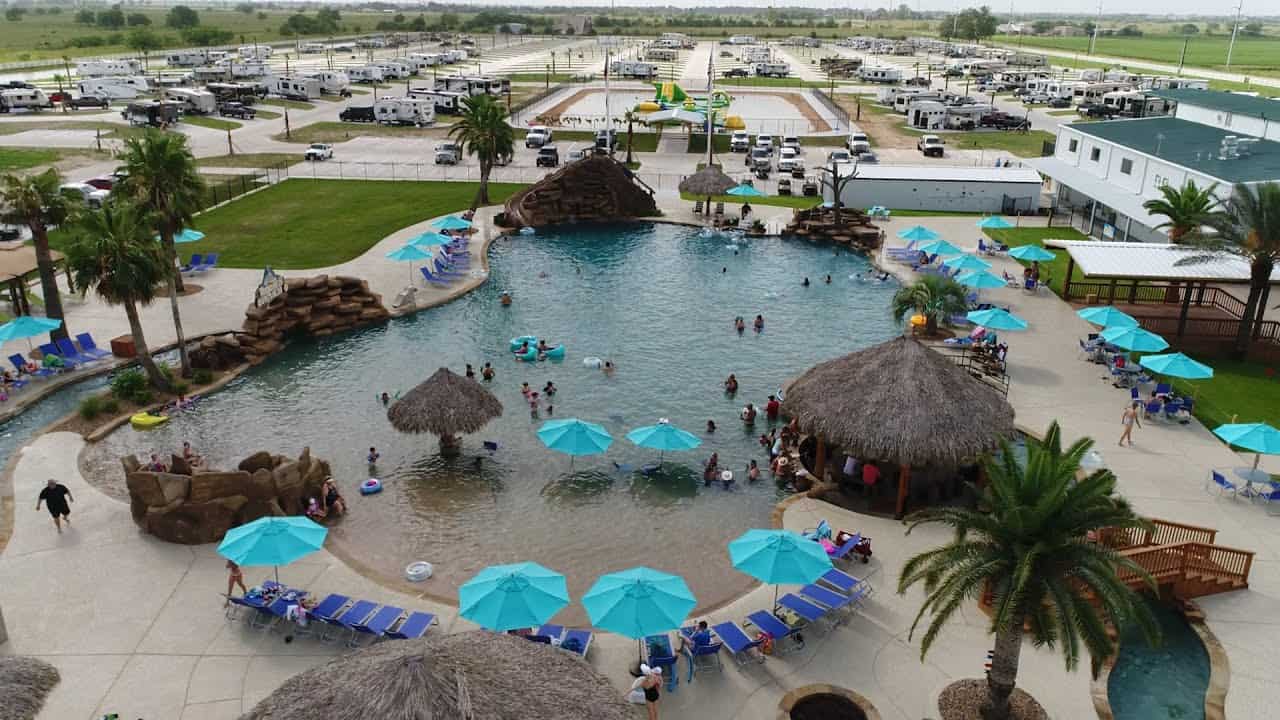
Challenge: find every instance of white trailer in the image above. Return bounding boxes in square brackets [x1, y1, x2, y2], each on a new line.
[373, 96, 436, 126]
[444, 50, 468, 64]
[1079, 81, 1133, 105]
[753, 62, 790, 78]
[301, 43, 326, 54]
[896, 91, 941, 114]
[860, 66, 902, 84]
[77, 59, 143, 77]
[375, 63, 409, 80]
[299, 71, 350, 95]
[163, 87, 217, 114]
[611, 61, 658, 79]
[408, 53, 444, 70]
[348, 66, 385, 84]
[0, 88, 52, 112]
[269, 75, 322, 101]
[77, 76, 149, 100]
[238, 45, 273, 61]
[410, 89, 467, 114]
[727, 35, 756, 45]
[644, 47, 678, 62]
[166, 50, 210, 68]
[1145, 76, 1209, 91]
[744, 47, 772, 64]
[380, 60, 416, 77]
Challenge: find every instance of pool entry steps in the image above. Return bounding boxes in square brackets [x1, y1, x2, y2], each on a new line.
[1102, 518, 1253, 599]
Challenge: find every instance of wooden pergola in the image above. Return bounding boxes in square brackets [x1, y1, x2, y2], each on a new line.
[0, 246, 70, 316]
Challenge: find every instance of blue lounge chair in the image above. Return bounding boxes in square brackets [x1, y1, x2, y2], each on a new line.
[1154, 382, 1172, 398]
[827, 533, 862, 563]
[433, 259, 465, 277]
[560, 629, 592, 657]
[536, 623, 564, 642]
[195, 253, 219, 273]
[252, 588, 306, 630]
[56, 338, 97, 365]
[800, 583, 855, 614]
[1162, 399, 1184, 422]
[776, 593, 832, 632]
[1204, 471, 1237, 497]
[225, 585, 276, 621]
[387, 611, 436, 640]
[349, 605, 404, 646]
[9, 354, 55, 379]
[328, 599, 378, 642]
[677, 627, 723, 677]
[746, 610, 803, 655]
[38, 343, 79, 370]
[304, 593, 350, 637]
[180, 254, 204, 274]
[817, 567, 874, 599]
[420, 267, 452, 286]
[75, 333, 113, 360]
[710, 621, 763, 665]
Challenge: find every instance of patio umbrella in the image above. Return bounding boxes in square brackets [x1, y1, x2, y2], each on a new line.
[159, 228, 205, 244]
[726, 183, 765, 197]
[1213, 423, 1280, 472]
[1076, 306, 1138, 328]
[1101, 326, 1168, 352]
[0, 316, 62, 351]
[459, 561, 570, 632]
[582, 566, 696, 660]
[433, 215, 472, 231]
[386, 243, 434, 285]
[729, 528, 832, 606]
[537, 418, 613, 466]
[217, 516, 327, 582]
[943, 255, 992, 272]
[956, 270, 1006, 290]
[409, 231, 454, 247]
[977, 216, 1015, 229]
[896, 225, 940, 242]
[1139, 352, 1213, 380]
[1008, 245, 1056, 262]
[917, 239, 965, 257]
[626, 419, 702, 463]
[966, 308, 1028, 331]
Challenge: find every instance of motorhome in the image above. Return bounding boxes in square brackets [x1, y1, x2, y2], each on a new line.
[383, 60, 417, 77]
[410, 89, 467, 114]
[163, 87, 216, 115]
[443, 49, 468, 64]
[77, 76, 149, 100]
[860, 66, 902, 84]
[658, 32, 695, 49]
[744, 47, 772, 64]
[434, 76, 506, 97]
[238, 45, 273, 61]
[960, 59, 1005, 77]
[205, 82, 267, 104]
[753, 62, 790, 78]
[77, 59, 143, 77]
[299, 71, 350, 96]
[301, 43, 326, 54]
[408, 53, 445, 71]
[372, 96, 435, 126]
[645, 47, 678, 62]
[1005, 52, 1047, 67]
[269, 75, 322, 101]
[348, 66, 385, 84]
[121, 100, 181, 127]
[1145, 76, 1209, 91]
[166, 50, 211, 68]
[1045, 80, 1085, 101]
[611, 61, 659, 80]
[1102, 70, 1140, 84]
[193, 60, 268, 81]
[0, 88, 52, 112]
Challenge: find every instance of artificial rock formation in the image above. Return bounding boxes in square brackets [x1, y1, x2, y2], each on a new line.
[501, 155, 659, 228]
[237, 274, 390, 364]
[785, 205, 883, 252]
[122, 447, 331, 544]
[189, 332, 250, 370]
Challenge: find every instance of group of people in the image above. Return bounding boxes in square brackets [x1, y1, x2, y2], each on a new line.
[732, 315, 765, 334]
[521, 381, 556, 417]
[305, 477, 348, 521]
[463, 363, 497, 381]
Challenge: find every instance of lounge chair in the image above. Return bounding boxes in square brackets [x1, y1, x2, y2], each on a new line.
[746, 610, 803, 655]
[826, 533, 863, 563]
[1204, 470, 1238, 497]
[326, 599, 378, 642]
[9, 354, 55, 379]
[224, 581, 281, 621]
[303, 593, 350, 637]
[38, 343, 80, 370]
[1142, 399, 1163, 420]
[420, 267, 452, 286]
[386, 611, 436, 640]
[195, 253, 219, 273]
[253, 588, 307, 630]
[535, 623, 564, 642]
[817, 567, 874, 600]
[1154, 382, 1172, 398]
[56, 338, 98, 365]
[1162, 399, 1185, 422]
[433, 259, 465, 277]
[710, 621, 764, 665]
[677, 627, 723, 676]
[1001, 271, 1021, 288]
[560, 628, 592, 657]
[800, 583, 855, 615]
[180, 254, 204, 274]
[714, 202, 725, 216]
[349, 605, 404, 647]
[693, 200, 704, 215]
[776, 593, 833, 633]
[1255, 485, 1280, 514]
[75, 333, 113, 360]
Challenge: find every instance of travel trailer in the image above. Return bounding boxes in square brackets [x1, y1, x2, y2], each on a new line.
[896, 91, 941, 113]
[193, 60, 268, 81]
[163, 87, 217, 114]
[753, 63, 790, 78]
[77, 76, 149, 100]
[301, 43, 326, 54]
[374, 63, 409, 80]
[0, 88, 52, 112]
[121, 100, 181, 127]
[611, 61, 659, 80]
[645, 48, 678, 62]
[727, 35, 757, 45]
[410, 89, 467, 114]
[238, 45, 273, 61]
[269, 75, 322, 101]
[433, 76, 507, 97]
[372, 96, 436, 126]
[1079, 81, 1134, 105]
[348, 66, 385, 84]
[379, 61, 416, 78]
[77, 59, 143, 77]
[744, 47, 772, 64]
[860, 66, 902, 84]
[1145, 77, 1209, 91]
[205, 82, 267, 104]
[166, 50, 211, 68]
[407, 54, 445, 71]
[299, 71, 350, 96]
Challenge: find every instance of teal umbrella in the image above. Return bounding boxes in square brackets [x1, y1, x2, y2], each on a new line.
[386, 243, 434, 285]
[217, 516, 327, 582]
[943, 255, 992, 272]
[1139, 353, 1213, 380]
[726, 183, 765, 197]
[977, 216, 1015, 229]
[459, 561, 570, 632]
[917, 239, 964, 256]
[626, 420, 702, 463]
[1213, 423, 1280, 473]
[433, 215, 472, 230]
[1008, 245, 1056, 261]
[582, 566, 696, 643]
[409, 231, 454, 247]
[1077, 306, 1138, 328]
[729, 528, 832, 606]
[158, 228, 205, 244]
[966, 308, 1028, 331]
[896, 225, 940, 242]
[957, 270, 1006, 289]
[537, 418, 613, 465]
[0, 316, 62, 351]
[1101, 326, 1168, 352]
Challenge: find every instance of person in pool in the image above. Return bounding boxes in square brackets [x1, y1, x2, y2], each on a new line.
[753, 315, 764, 331]
[465, 364, 475, 379]
[537, 340, 549, 352]
[380, 391, 391, 405]
[514, 340, 530, 355]
[500, 291, 512, 306]
[734, 316, 745, 333]
[748, 459, 760, 482]
[723, 374, 738, 393]
[367, 447, 380, 466]
[802, 277, 810, 287]
[602, 361, 615, 376]
[825, 274, 832, 284]
[706, 420, 716, 433]
[543, 381, 556, 396]
[703, 453, 720, 485]
[481, 363, 495, 381]
[521, 382, 531, 397]
[741, 403, 757, 425]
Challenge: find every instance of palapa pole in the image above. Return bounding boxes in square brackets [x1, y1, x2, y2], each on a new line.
[896, 464, 911, 519]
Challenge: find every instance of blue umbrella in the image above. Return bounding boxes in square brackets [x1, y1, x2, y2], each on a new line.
[1139, 352, 1213, 380]
[1101, 326, 1168, 352]
[729, 528, 832, 606]
[1008, 245, 1056, 262]
[977, 216, 1015, 229]
[896, 225, 940, 242]
[1213, 423, 1280, 473]
[1076, 306, 1138, 328]
[957, 270, 1006, 290]
[217, 516, 327, 581]
[582, 566, 697, 642]
[459, 561, 570, 631]
[159, 228, 205, 244]
[433, 215, 472, 230]
[726, 183, 765, 197]
[387, 243, 434, 285]
[917, 239, 965, 256]
[409, 231, 454, 247]
[0, 316, 62, 350]
[966, 308, 1028, 331]
[943, 255, 992, 272]
[537, 418, 613, 464]
[626, 420, 702, 463]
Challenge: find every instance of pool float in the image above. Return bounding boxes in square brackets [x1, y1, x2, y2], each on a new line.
[538, 344, 565, 361]
[404, 560, 433, 582]
[510, 335, 537, 352]
[130, 412, 169, 430]
[360, 478, 383, 495]
[583, 356, 603, 368]
[519, 227, 536, 235]
[724, 244, 739, 251]
[516, 347, 537, 362]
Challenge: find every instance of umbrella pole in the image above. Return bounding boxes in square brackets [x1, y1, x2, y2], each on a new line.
[1254, 453, 1261, 471]
[274, 565, 279, 584]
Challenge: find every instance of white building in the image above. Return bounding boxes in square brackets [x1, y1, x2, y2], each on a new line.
[1033, 89, 1280, 242]
[824, 164, 1044, 214]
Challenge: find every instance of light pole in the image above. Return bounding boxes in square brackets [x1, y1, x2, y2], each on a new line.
[1226, 1, 1244, 70]
[1087, 0, 1103, 56]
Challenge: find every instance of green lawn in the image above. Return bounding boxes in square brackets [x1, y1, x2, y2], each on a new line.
[687, 134, 730, 154]
[503, 73, 578, 83]
[1160, 358, 1280, 430]
[252, 109, 282, 120]
[183, 116, 241, 132]
[197, 153, 301, 169]
[259, 98, 316, 111]
[983, 226, 1091, 296]
[0, 147, 107, 171]
[716, 77, 830, 88]
[994, 34, 1280, 76]
[903, 128, 1056, 158]
[275, 122, 446, 144]
[679, 191, 821, 209]
[166, 179, 524, 269]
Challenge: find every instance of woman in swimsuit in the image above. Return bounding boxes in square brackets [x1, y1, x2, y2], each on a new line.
[753, 314, 764, 331]
[625, 665, 662, 719]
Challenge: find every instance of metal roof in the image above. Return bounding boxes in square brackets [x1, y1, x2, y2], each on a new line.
[1049, 240, 1280, 283]
[1067, 117, 1280, 184]
[1152, 88, 1280, 120]
[832, 163, 1041, 183]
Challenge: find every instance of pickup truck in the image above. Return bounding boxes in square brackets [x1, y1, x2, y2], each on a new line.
[777, 146, 804, 172]
[748, 147, 771, 171]
[826, 149, 853, 165]
[434, 142, 461, 165]
[722, 68, 750, 78]
[535, 145, 560, 168]
[1078, 103, 1121, 119]
[980, 113, 1030, 131]
[917, 135, 944, 158]
[339, 106, 376, 123]
[68, 95, 108, 109]
[730, 130, 750, 152]
[218, 102, 256, 120]
[524, 125, 552, 148]
[304, 143, 333, 161]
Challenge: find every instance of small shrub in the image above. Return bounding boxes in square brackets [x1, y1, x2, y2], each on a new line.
[110, 368, 147, 402]
[78, 396, 104, 420]
[192, 368, 213, 385]
[173, 381, 190, 396]
[102, 398, 120, 414]
[133, 390, 154, 406]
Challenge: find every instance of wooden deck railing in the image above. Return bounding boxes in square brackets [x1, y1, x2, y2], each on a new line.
[1116, 541, 1254, 592]
[1099, 518, 1218, 549]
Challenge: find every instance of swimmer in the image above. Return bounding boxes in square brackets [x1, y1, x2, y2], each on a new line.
[741, 403, 757, 425]
[500, 291, 512, 306]
[724, 374, 738, 393]
[481, 363, 495, 380]
[748, 459, 760, 482]
[537, 340, 549, 352]
[367, 447, 380, 466]
[515, 340, 530, 354]
[528, 392, 540, 416]
[722, 267, 727, 274]
[878, 271, 890, 282]
[706, 420, 716, 433]
[802, 277, 810, 287]
[602, 361, 615, 376]
[380, 392, 390, 405]
[543, 381, 556, 396]
[825, 274, 832, 284]
[753, 315, 764, 332]
[521, 382, 532, 397]
[465, 363, 475, 379]
[547, 404, 554, 415]
[734, 316, 745, 333]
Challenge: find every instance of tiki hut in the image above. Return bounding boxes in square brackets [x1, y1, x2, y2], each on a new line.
[240, 631, 631, 720]
[388, 368, 503, 454]
[782, 336, 1015, 517]
[0, 656, 61, 720]
[678, 165, 736, 214]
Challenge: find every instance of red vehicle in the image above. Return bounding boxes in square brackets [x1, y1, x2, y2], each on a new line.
[48, 91, 71, 103]
[84, 177, 114, 191]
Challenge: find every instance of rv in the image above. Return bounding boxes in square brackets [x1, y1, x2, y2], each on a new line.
[301, 43, 326, 54]
[753, 63, 790, 78]
[860, 66, 902, 84]
[269, 76, 322, 101]
[1079, 81, 1134, 105]
[611, 61, 659, 80]
[348, 66, 385, 84]
[238, 45, 273, 61]
[77, 59, 143, 77]
[1103, 70, 1140, 84]
[1145, 76, 1209, 91]
[659, 32, 694, 49]
[410, 89, 466, 114]
[206, 82, 267, 104]
[727, 35, 757, 45]
[1005, 52, 1047, 68]
[163, 88, 217, 115]
[897, 91, 941, 114]
[446, 49, 469, 63]
[166, 50, 211, 68]
[408, 53, 445, 71]
[299, 71, 350, 96]
[1045, 80, 1085, 101]
[960, 59, 1005, 77]
[744, 47, 772, 64]
[372, 96, 436, 126]
[381, 61, 416, 78]
[121, 100, 181, 127]
[356, 36, 388, 49]
[193, 60, 268, 81]
[0, 88, 52, 112]
[77, 76, 149, 100]
[645, 48, 678, 62]
[374, 64, 409, 80]
[434, 76, 506, 97]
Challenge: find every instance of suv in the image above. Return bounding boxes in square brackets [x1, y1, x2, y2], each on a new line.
[218, 102, 256, 119]
[1022, 93, 1049, 105]
[826, 148, 853, 165]
[918, 135, 944, 157]
[730, 130, 750, 152]
[524, 125, 551, 148]
[69, 95, 108, 110]
[754, 134, 775, 153]
[1048, 96, 1072, 109]
[781, 135, 801, 151]
[434, 142, 461, 165]
[749, 147, 771, 171]
[723, 68, 750, 78]
[905, 76, 932, 87]
[536, 145, 560, 168]
[1078, 103, 1120, 119]
[594, 129, 617, 154]
[304, 143, 333, 161]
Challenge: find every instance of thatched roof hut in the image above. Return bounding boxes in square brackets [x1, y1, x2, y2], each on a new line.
[678, 165, 737, 199]
[240, 631, 631, 720]
[783, 337, 1015, 516]
[388, 368, 503, 452]
[0, 656, 61, 720]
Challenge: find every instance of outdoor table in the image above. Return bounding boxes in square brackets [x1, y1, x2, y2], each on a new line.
[1234, 467, 1275, 498]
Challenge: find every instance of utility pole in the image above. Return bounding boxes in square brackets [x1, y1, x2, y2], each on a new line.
[1087, 0, 1103, 55]
[1177, 36, 1189, 76]
[1226, 1, 1244, 70]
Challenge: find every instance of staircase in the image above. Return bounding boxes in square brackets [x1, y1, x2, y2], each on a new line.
[1102, 518, 1253, 599]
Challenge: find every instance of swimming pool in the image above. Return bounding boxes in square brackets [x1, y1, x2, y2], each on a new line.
[1107, 595, 1210, 720]
[83, 222, 899, 618]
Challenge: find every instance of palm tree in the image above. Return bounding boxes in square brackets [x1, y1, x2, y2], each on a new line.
[1142, 180, 1226, 242]
[115, 129, 205, 377]
[890, 274, 968, 335]
[64, 201, 170, 390]
[899, 422, 1159, 720]
[1177, 182, 1280, 357]
[0, 170, 72, 342]
[448, 94, 514, 210]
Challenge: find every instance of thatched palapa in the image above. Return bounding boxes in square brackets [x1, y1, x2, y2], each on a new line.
[0, 656, 61, 720]
[678, 164, 737, 198]
[240, 631, 631, 720]
[388, 368, 503, 453]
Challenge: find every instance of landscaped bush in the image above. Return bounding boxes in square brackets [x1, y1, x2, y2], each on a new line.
[110, 368, 149, 404]
[192, 368, 214, 385]
[78, 396, 104, 420]
[101, 398, 119, 414]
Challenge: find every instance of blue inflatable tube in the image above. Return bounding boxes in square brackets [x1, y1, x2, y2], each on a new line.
[360, 478, 383, 495]
[516, 347, 537, 362]
[510, 335, 537, 351]
[540, 344, 565, 360]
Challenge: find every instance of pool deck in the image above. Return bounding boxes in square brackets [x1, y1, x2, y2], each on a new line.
[1, 206, 1277, 719]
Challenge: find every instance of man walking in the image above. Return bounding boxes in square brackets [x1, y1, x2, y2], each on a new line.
[36, 479, 73, 533]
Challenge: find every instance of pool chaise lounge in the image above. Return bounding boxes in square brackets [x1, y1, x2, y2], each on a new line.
[746, 610, 804, 655]
[533, 624, 593, 658]
[74, 333, 113, 360]
[386, 610, 437, 640]
[348, 605, 405, 646]
[710, 621, 764, 665]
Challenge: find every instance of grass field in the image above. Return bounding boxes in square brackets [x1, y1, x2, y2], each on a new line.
[275, 121, 447, 144]
[197, 153, 301, 168]
[996, 34, 1280, 76]
[183, 116, 241, 132]
[679, 191, 820, 209]
[0, 147, 108, 171]
[983, 226, 1090, 296]
[259, 99, 316, 111]
[158, 179, 523, 269]
[932, 130, 1056, 159]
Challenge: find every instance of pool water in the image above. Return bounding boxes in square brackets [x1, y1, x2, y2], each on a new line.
[1108, 596, 1210, 720]
[84, 222, 899, 619]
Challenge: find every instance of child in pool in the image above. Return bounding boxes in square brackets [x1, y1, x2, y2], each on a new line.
[367, 447, 380, 466]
